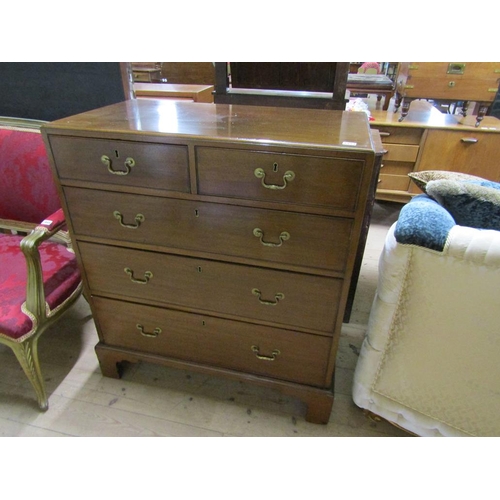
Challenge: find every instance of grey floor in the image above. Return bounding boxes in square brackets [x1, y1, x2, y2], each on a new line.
[0, 201, 407, 437]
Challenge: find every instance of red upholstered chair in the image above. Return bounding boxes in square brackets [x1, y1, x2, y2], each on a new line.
[0, 117, 82, 410]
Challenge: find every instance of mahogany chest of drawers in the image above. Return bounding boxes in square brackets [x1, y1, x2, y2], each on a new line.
[42, 100, 380, 423]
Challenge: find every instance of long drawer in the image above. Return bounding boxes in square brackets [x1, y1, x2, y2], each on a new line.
[79, 242, 341, 333]
[48, 136, 190, 192]
[65, 187, 353, 273]
[374, 126, 423, 145]
[93, 296, 332, 387]
[405, 78, 498, 102]
[196, 147, 365, 211]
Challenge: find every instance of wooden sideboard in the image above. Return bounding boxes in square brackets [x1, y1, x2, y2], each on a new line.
[41, 100, 381, 423]
[370, 100, 500, 203]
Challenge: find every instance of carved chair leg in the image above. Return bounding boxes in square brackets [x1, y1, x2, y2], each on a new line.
[393, 91, 403, 111]
[398, 97, 411, 122]
[475, 103, 489, 127]
[10, 337, 48, 411]
[461, 100, 469, 117]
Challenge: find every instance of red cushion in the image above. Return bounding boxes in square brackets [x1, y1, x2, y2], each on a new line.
[0, 234, 81, 341]
[0, 128, 60, 223]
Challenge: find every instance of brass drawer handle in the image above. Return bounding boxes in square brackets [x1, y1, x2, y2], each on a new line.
[136, 324, 161, 338]
[101, 155, 135, 175]
[252, 288, 284, 306]
[461, 138, 478, 144]
[253, 228, 290, 247]
[113, 211, 145, 229]
[447, 63, 465, 75]
[251, 345, 281, 361]
[254, 168, 295, 190]
[124, 268, 153, 284]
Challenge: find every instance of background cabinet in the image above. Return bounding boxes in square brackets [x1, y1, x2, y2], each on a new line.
[214, 62, 349, 109]
[131, 63, 162, 83]
[371, 100, 500, 203]
[229, 62, 343, 92]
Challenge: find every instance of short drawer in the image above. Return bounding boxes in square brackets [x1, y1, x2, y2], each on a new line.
[373, 126, 423, 145]
[196, 147, 365, 211]
[379, 161, 414, 176]
[79, 242, 341, 333]
[132, 70, 162, 82]
[93, 296, 332, 387]
[65, 187, 353, 273]
[383, 143, 419, 162]
[377, 174, 411, 191]
[48, 136, 190, 192]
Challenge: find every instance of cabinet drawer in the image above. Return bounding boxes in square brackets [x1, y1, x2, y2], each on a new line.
[79, 242, 341, 333]
[379, 161, 414, 176]
[373, 126, 423, 145]
[196, 147, 365, 211]
[377, 174, 411, 191]
[132, 70, 162, 82]
[93, 296, 331, 387]
[405, 79, 498, 102]
[383, 143, 419, 162]
[65, 187, 353, 273]
[49, 136, 190, 192]
[406, 62, 500, 79]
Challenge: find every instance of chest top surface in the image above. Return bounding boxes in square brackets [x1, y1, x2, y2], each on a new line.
[44, 99, 375, 152]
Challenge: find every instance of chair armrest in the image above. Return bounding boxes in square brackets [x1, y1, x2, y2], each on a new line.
[0, 210, 67, 237]
[34, 208, 66, 236]
[394, 194, 456, 251]
[20, 208, 69, 319]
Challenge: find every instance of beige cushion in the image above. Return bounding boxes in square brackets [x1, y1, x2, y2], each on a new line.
[408, 170, 484, 193]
